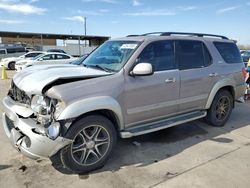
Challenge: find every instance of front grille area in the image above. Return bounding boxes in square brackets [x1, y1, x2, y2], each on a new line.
[5, 114, 15, 131]
[8, 81, 31, 105]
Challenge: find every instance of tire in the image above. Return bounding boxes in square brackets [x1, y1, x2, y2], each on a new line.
[206, 90, 233, 127]
[50, 115, 117, 174]
[8, 62, 16, 70]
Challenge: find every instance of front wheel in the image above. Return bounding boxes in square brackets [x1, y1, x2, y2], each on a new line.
[51, 115, 117, 174]
[206, 90, 233, 127]
[8, 62, 16, 70]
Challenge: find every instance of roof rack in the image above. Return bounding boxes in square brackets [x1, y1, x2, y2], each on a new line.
[161, 32, 229, 39]
[126, 35, 140, 37]
[127, 32, 229, 40]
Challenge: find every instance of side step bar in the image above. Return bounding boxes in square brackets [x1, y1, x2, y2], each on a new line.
[120, 111, 207, 138]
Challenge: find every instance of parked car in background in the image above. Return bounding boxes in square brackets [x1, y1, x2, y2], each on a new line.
[0, 51, 45, 70]
[0, 46, 26, 60]
[25, 47, 36, 52]
[15, 52, 76, 71]
[70, 54, 88, 65]
[241, 51, 250, 66]
[240, 50, 246, 54]
[47, 49, 67, 54]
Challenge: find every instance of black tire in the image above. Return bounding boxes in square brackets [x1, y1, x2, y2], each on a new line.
[8, 62, 16, 70]
[206, 90, 233, 127]
[51, 115, 117, 174]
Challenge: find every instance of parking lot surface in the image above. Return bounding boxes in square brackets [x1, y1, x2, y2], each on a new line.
[0, 70, 250, 188]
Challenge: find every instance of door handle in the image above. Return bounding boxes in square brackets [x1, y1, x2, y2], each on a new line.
[209, 73, 218, 77]
[165, 78, 176, 83]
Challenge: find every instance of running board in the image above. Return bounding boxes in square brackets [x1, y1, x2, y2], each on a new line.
[120, 111, 207, 138]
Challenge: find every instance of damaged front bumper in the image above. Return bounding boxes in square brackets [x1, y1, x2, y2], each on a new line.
[2, 96, 72, 159]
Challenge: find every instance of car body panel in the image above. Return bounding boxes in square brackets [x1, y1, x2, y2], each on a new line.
[2, 34, 246, 161]
[13, 65, 112, 96]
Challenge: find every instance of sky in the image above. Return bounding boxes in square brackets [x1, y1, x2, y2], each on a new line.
[0, 0, 250, 44]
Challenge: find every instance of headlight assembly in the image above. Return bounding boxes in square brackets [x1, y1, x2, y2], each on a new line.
[54, 101, 65, 118]
[31, 95, 50, 114]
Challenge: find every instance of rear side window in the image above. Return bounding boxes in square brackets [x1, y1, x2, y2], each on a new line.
[177, 40, 211, 70]
[214, 42, 242, 64]
[137, 40, 175, 71]
[56, 54, 70, 59]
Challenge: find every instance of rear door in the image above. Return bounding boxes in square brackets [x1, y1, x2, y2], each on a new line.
[176, 40, 218, 113]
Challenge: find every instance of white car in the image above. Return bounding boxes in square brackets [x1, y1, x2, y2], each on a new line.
[15, 52, 76, 72]
[0, 51, 45, 70]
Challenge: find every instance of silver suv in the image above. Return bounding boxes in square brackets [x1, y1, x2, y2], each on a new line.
[2, 32, 246, 173]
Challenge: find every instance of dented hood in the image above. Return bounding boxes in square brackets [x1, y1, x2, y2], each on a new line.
[13, 64, 112, 96]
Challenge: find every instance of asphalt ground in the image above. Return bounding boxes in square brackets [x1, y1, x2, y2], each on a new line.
[0, 70, 250, 188]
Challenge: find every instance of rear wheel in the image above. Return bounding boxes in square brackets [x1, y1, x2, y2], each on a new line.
[206, 90, 233, 127]
[51, 115, 117, 174]
[8, 62, 15, 70]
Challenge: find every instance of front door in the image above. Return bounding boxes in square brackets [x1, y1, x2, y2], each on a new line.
[124, 40, 180, 126]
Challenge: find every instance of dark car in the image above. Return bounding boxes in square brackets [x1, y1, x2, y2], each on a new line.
[242, 51, 250, 64]
[47, 49, 67, 54]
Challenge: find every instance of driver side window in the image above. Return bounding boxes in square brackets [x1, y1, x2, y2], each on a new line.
[42, 54, 55, 61]
[137, 40, 175, 71]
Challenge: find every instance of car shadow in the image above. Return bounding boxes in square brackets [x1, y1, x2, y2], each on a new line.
[52, 103, 250, 175]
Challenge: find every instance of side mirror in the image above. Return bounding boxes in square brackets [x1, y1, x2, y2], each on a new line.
[130, 63, 153, 76]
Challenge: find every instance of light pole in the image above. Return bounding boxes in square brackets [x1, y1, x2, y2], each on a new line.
[84, 17, 87, 47]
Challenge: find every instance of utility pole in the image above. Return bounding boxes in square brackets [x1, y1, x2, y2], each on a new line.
[84, 17, 87, 47]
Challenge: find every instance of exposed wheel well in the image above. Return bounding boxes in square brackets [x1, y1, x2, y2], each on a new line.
[217, 86, 235, 106]
[71, 109, 120, 132]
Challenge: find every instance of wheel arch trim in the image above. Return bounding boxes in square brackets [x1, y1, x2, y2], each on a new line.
[205, 78, 236, 109]
[57, 96, 124, 130]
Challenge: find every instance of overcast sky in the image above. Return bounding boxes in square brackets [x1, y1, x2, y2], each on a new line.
[0, 0, 250, 44]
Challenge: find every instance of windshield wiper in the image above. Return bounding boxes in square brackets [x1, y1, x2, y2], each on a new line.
[84, 64, 114, 73]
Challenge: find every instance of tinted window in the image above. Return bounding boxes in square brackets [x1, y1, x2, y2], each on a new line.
[6, 47, 26, 54]
[214, 42, 242, 64]
[25, 53, 42, 58]
[203, 45, 212, 67]
[137, 41, 175, 71]
[56, 54, 70, 59]
[42, 54, 55, 60]
[242, 51, 250, 56]
[0, 49, 6, 54]
[177, 41, 207, 70]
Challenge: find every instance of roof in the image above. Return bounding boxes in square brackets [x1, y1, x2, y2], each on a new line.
[0, 31, 110, 41]
[114, 32, 234, 43]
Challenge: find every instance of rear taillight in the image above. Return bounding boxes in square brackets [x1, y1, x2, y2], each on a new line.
[242, 68, 247, 78]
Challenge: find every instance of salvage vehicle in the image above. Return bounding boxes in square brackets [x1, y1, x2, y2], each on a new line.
[15, 52, 75, 72]
[0, 51, 45, 70]
[2, 32, 245, 173]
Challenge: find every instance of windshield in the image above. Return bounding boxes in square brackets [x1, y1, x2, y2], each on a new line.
[33, 54, 44, 60]
[83, 40, 140, 72]
[242, 52, 250, 56]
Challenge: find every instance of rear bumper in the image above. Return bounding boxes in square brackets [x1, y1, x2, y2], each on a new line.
[2, 96, 71, 159]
